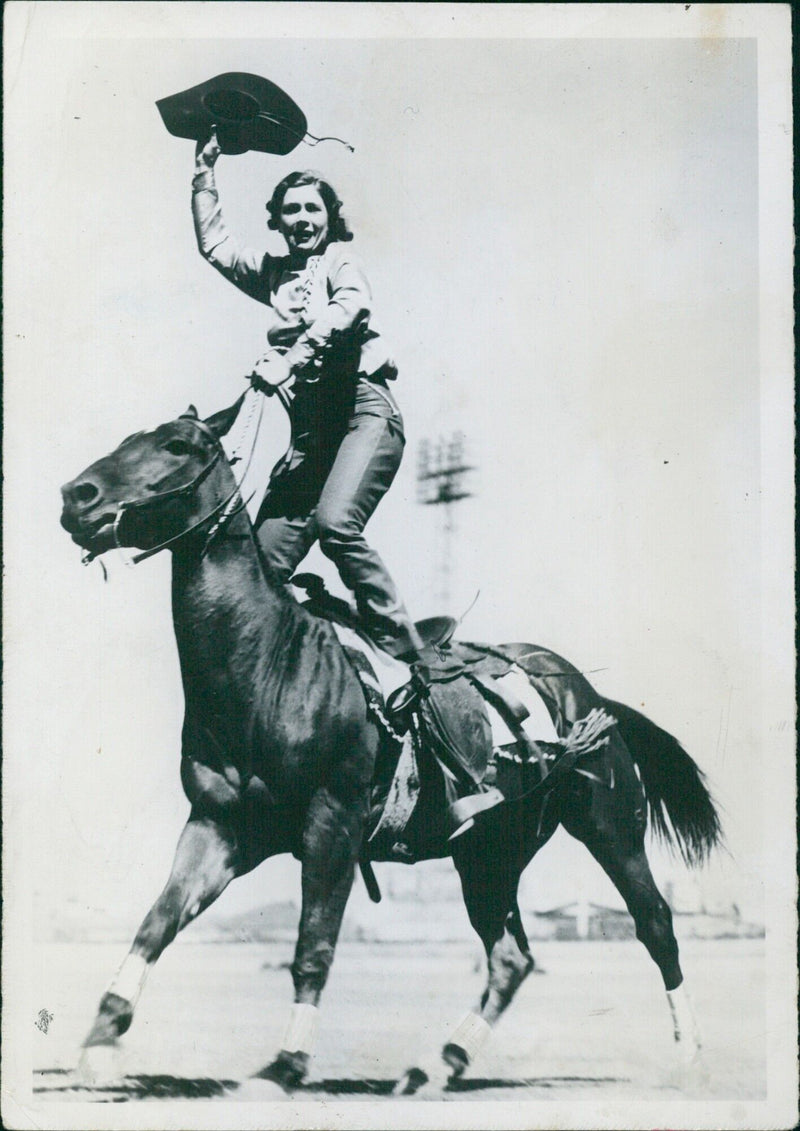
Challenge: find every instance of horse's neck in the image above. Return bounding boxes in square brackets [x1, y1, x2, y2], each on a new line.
[169, 483, 296, 687]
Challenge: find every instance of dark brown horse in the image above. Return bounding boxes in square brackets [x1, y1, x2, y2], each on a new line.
[60, 401, 721, 1094]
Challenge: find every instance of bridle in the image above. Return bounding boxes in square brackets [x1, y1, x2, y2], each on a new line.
[83, 414, 250, 568]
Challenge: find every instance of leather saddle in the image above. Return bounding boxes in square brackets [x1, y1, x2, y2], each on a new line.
[290, 574, 534, 837]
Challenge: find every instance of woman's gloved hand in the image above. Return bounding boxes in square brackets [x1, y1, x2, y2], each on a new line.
[250, 352, 293, 394]
[195, 128, 221, 172]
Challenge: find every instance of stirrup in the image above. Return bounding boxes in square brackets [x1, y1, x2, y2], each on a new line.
[448, 787, 505, 840]
[385, 652, 465, 720]
[386, 681, 420, 718]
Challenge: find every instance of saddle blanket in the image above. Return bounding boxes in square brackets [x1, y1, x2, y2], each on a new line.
[332, 624, 559, 746]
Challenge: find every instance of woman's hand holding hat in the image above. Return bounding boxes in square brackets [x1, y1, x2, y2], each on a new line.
[195, 128, 221, 171]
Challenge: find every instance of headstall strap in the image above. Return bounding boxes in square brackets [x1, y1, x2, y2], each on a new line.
[114, 415, 238, 565]
[95, 404, 266, 570]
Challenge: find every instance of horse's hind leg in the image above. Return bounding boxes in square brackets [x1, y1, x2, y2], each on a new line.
[442, 895, 534, 1078]
[585, 841, 700, 1065]
[561, 767, 701, 1064]
[442, 823, 543, 1076]
[395, 810, 552, 1094]
[79, 815, 238, 1077]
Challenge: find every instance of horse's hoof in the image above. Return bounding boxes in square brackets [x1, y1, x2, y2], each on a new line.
[252, 1050, 308, 1092]
[393, 1058, 452, 1096]
[76, 1042, 122, 1086]
[234, 1077, 290, 1101]
[393, 1067, 429, 1096]
[666, 1050, 710, 1092]
[442, 1042, 469, 1077]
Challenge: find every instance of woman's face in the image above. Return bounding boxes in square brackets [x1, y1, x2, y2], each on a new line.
[277, 185, 330, 257]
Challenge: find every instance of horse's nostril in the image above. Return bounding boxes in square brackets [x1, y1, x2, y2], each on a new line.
[66, 480, 101, 506]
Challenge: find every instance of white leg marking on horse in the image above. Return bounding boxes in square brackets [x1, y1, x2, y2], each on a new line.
[235, 1078, 290, 1101]
[76, 1042, 122, 1085]
[281, 1003, 319, 1055]
[666, 985, 701, 1063]
[108, 952, 149, 1008]
[448, 1011, 492, 1061]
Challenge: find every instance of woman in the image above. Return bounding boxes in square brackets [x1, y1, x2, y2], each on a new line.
[192, 131, 426, 660]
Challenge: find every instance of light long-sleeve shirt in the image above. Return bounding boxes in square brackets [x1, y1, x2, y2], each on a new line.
[192, 168, 395, 379]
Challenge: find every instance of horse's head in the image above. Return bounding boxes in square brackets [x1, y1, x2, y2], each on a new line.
[60, 399, 243, 561]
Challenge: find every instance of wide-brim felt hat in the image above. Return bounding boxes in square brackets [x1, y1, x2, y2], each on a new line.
[156, 72, 307, 155]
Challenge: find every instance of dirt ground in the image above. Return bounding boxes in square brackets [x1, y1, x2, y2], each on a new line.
[32, 937, 765, 1104]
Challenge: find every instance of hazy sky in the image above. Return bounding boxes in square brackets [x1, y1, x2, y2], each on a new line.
[4, 5, 790, 941]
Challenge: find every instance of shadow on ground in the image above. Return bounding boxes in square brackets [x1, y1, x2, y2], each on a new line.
[35, 1068, 627, 1101]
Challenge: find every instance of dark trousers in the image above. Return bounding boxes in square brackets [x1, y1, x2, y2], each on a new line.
[255, 377, 418, 651]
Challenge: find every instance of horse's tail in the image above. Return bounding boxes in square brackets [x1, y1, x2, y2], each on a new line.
[603, 698, 723, 867]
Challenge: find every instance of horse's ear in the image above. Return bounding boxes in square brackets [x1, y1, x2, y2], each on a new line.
[181, 404, 199, 420]
[204, 394, 246, 439]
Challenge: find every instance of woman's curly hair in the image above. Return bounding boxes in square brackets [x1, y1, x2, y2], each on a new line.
[266, 171, 353, 243]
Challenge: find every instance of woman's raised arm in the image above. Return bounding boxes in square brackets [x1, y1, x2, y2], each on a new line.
[192, 130, 269, 298]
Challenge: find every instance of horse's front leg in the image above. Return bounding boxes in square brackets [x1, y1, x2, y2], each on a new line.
[255, 784, 363, 1090]
[78, 814, 239, 1080]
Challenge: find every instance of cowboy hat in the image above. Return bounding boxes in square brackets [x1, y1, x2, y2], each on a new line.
[156, 72, 307, 155]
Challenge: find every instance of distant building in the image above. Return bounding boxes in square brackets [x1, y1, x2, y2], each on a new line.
[521, 899, 763, 943]
[525, 901, 635, 942]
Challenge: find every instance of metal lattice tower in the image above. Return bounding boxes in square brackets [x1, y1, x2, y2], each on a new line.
[416, 432, 476, 607]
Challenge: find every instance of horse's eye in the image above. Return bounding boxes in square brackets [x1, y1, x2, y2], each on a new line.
[164, 439, 193, 457]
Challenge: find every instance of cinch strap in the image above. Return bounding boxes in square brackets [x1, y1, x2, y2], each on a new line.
[282, 1003, 319, 1055]
[448, 1011, 491, 1062]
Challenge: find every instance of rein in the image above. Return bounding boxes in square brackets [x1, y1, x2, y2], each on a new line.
[117, 481, 244, 565]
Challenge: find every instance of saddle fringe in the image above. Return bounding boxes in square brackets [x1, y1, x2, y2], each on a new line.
[561, 707, 616, 757]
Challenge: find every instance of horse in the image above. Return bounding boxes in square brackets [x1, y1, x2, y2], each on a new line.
[59, 399, 722, 1094]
